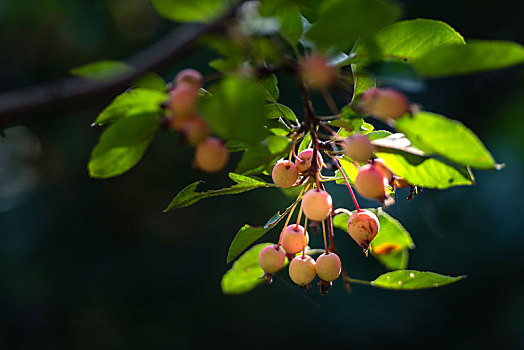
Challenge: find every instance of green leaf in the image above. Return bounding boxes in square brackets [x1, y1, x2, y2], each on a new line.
[221, 243, 272, 295]
[209, 58, 239, 72]
[259, 74, 279, 101]
[227, 199, 300, 263]
[94, 88, 167, 125]
[164, 173, 272, 211]
[396, 111, 498, 170]
[265, 103, 298, 122]
[306, 0, 402, 51]
[414, 40, 524, 77]
[335, 157, 358, 185]
[70, 60, 132, 80]
[150, 0, 229, 23]
[371, 270, 465, 290]
[200, 77, 269, 145]
[275, 4, 303, 46]
[88, 113, 160, 178]
[352, 64, 375, 95]
[367, 130, 392, 141]
[366, 19, 465, 62]
[333, 208, 414, 270]
[298, 133, 311, 153]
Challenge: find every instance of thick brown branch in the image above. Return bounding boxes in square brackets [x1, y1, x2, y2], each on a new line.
[0, 4, 243, 129]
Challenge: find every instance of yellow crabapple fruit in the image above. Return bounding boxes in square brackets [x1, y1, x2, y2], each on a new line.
[342, 134, 374, 163]
[272, 160, 299, 188]
[258, 245, 286, 274]
[354, 164, 387, 200]
[194, 137, 229, 172]
[359, 88, 409, 120]
[289, 255, 316, 286]
[281, 224, 309, 255]
[315, 252, 341, 282]
[295, 148, 323, 173]
[302, 189, 333, 221]
[347, 209, 380, 251]
[175, 69, 203, 89]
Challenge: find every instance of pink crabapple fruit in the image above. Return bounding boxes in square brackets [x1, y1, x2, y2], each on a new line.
[272, 160, 299, 188]
[342, 134, 374, 163]
[300, 54, 338, 89]
[175, 69, 203, 89]
[281, 224, 309, 255]
[168, 83, 199, 119]
[359, 88, 409, 120]
[289, 255, 317, 287]
[194, 137, 229, 172]
[295, 148, 323, 173]
[258, 245, 286, 275]
[372, 158, 393, 183]
[180, 115, 211, 145]
[347, 209, 380, 251]
[354, 164, 388, 200]
[301, 189, 333, 222]
[316, 252, 341, 282]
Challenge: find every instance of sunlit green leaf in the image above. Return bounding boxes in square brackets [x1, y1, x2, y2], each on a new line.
[88, 113, 160, 178]
[164, 173, 272, 211]
[150, 0, 229, 23]
[306, 0, 401, 51]
[94, 88, 167, 125]
[259, 74, 279, 101]
[396, 111, 498, 169]
[371, 270, 465, 290]
[265, 103, 298, 122]
[414, 40, 524, 77]
[70, 60, 132, 80]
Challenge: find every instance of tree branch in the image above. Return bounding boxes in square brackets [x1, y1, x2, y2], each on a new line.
[0, 4, 243, 130]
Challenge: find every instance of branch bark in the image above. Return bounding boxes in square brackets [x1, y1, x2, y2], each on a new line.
[0, 5, 242, 129]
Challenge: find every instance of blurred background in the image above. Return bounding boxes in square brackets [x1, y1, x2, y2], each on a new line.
[0, 0, 523, 348]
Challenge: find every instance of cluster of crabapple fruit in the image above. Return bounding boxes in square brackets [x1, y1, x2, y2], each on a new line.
[164, 69, 229, 173]
[259, 56, 414, 293]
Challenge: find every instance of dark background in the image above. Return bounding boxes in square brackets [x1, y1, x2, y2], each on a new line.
[1, 0, 523, 348]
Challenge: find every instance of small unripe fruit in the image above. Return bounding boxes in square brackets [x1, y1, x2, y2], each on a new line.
[300, 54, 338, 89]
[373, 158, 393, 183]
[168, 83, 198, 119]
[354, 164, 387, 200]
[180, 115, 210, 145]
[281, 224, 309, 255]
[259, 245, 286, 274]
[393, 177, 410, 188]
[316, 253, 341, 282]
[342, 134, 374, 162]
[359, 88, 409, 120]
[175, 69, 203, 89]
[347, 209, 380, 251]
[302, 189, 332, 222]
[272, 160, 299, 188]
[289, 255, 316, 286]
[195, 137, 229, 172]
[295, 148, 323, 173]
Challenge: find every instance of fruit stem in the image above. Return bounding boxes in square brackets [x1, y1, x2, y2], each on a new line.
[331, 155, 362, 212]
[302, 216, 308, 259]
[321, 220, 328, 254]
[295, 200, 303, 230]
[277, 184, 309, 247]
[327, 211, 335, 252]
[320, 87, 340, 116]
[345, 277, 372, 286]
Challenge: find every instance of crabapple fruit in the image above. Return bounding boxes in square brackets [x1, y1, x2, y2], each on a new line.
[354, 164, 387, 200]
[258, 245, 286, 274]
[302, 189, 333, 221]
[194, 137, 229, 172]
[359, 88, 409, 120]
[373, 158, 393, 183]
[300, 54, 338, 88]
[272, 160, 299, 188]
[393, 177, 410, 188]
[316, 252, 341, 282]
[168, 83, 198, 119]
[281, 224, 309, 255]
[175, 69, 203, 89]
[342, 134, 374, 163]
[180, 115, 210, 145]
[289, 255, 316, 286]
[295, 148, 323, 173]
[347, 209, 380, 251]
